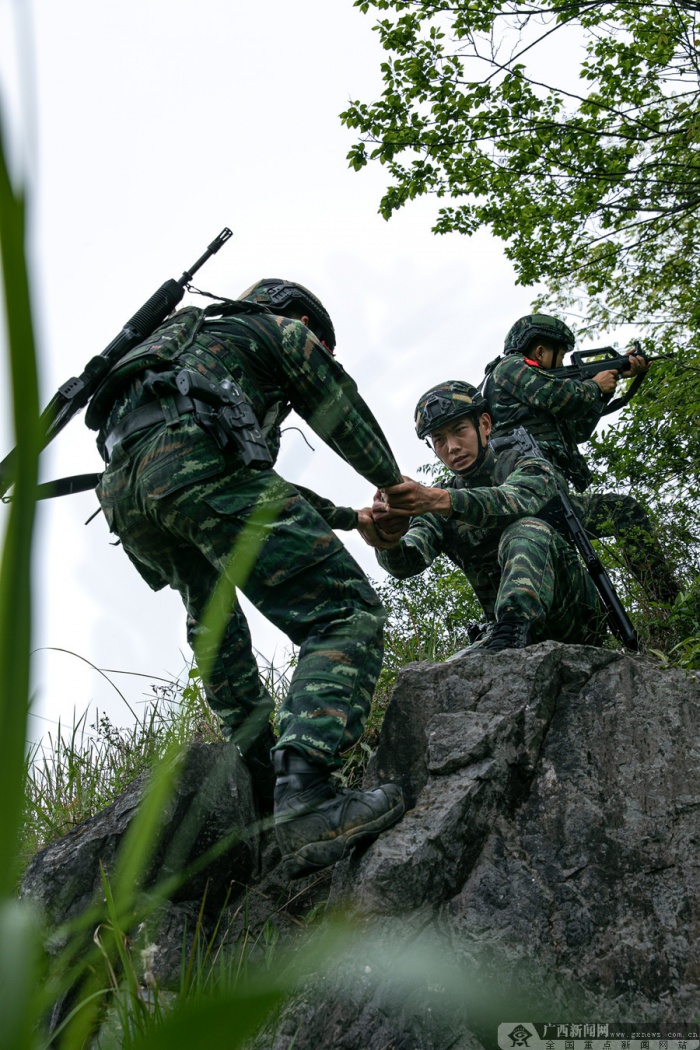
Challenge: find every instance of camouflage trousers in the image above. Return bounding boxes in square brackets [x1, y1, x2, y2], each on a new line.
[572, 492, 678, 605]
[97, 430, 385, 770]
[496, 517, 603, 642]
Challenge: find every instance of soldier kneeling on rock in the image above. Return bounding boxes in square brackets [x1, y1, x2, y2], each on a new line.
[370, 381, 606, 653]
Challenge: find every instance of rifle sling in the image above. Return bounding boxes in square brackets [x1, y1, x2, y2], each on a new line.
[602, 371, 646, 415]
[6, 473, 106, 502]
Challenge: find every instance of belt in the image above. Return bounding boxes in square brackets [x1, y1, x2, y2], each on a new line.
[103, 395, 201, 461]
[493, 422, 561, 442]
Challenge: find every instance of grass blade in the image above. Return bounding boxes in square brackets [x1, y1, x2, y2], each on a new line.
[0, 112, 40, 895]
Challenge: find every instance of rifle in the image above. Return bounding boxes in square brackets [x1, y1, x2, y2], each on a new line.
[490, 426, 640, 652]
[0, 228, 233, 499]
[548, 340, 672, 415]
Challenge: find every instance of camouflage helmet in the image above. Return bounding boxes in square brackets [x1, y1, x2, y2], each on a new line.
[238, 278, 336, 352]
[503, 314, 575, 357]
[414, 381, 487, 440]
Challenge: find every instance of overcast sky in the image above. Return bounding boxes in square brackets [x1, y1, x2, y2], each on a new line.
[0, 0, 540, 746]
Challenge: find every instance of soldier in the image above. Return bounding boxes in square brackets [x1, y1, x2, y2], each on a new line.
[484, 314, 679, 605]
[85, 279, 404, 876]
[372, 381, 604, 651]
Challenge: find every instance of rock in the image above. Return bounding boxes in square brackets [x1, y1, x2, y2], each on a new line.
[21, 742, 259, 936]
[259, 643, 700, 1048]
[21, 644, 700, 1048]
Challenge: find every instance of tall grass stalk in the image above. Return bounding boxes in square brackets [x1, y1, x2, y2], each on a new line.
[193, 500, 281, 683]
[0, 111, 41, 899]
[0, 108, 44, 1050]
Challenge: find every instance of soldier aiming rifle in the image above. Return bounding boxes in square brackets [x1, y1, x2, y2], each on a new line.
[483, 314, 679, 607]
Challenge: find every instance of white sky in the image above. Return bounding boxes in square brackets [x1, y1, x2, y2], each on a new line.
[0, 0, 540, 745]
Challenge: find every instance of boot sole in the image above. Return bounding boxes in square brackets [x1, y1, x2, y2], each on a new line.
[281, 795, 405, 879]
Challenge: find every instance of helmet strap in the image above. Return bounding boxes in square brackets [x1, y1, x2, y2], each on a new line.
[457, 417, 488, 476]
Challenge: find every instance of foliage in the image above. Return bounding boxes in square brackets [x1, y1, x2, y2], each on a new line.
[585, 392, 700, 662]
[342, 0, 700, 665]
[588, 353, 700, 524]
[341, 0, 700, 474]
[377, 558, 482, 675]
[342, 0, 700, 337]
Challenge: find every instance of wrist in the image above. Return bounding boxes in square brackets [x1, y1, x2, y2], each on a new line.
[436, 488, 452, 516]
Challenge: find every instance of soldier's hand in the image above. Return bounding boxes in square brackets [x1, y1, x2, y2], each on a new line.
[382, 476, 452, 517]
[356, 507, 404, 550]
[369, 495, 410, 543]
[593, 369, 619, 395]
[620, 352, 650, 377]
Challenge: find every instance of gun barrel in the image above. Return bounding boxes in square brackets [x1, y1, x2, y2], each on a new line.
[180, 227, 233, 285]
[123, 278, 185, 342]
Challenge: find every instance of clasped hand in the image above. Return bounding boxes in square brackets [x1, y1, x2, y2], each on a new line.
[356, 476, 451, 550]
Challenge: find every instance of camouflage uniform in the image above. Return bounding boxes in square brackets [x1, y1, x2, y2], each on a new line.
[378, 445, 603, 643]
[485, 352, 606, 491]
[88, 304, 402, 769]
[486, 337, 678, 604]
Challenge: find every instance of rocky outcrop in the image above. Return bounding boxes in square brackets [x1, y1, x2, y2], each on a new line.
[267, 642, 700, 1048]
[21, 643, 700, 1047]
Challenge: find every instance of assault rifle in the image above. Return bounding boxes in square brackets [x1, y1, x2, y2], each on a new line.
[490, 426, 640, 652]
[0, 228, 233, 499]
[549, 340, 672, 415]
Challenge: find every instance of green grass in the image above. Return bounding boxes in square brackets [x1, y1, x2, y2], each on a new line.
[21, 638, 303, 864]
[21, 667, 221, 865]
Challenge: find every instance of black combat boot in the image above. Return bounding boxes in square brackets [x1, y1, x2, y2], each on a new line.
[445, 620, 496, 660]
[481, 612, 533, 651]
[273, 750, 404, 878]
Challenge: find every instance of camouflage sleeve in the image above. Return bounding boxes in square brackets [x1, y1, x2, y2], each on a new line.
[273, 318, 403, 489]
[293, 484, 358, 531]
[449, 456, 561, 525]
[493, 356, 605, 422]
[376, 514, 445, 579]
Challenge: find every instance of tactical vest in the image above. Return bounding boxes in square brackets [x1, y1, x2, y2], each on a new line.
[85, 301, 271, 433]
[481, 357, 593, 492]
